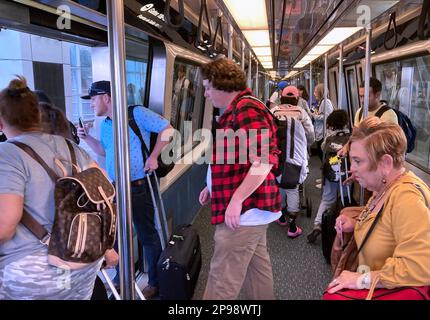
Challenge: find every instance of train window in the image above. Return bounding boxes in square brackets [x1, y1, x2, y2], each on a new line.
[126, 58, 148, 106]
[170, 60, 205, 157]
[345, 65, 360, 122]
[375, 55, 430, 171]
[329, 68, 338, 108]
[70, 44, 93, 123]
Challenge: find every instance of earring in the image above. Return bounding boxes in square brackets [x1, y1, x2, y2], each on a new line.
[382, 176, 387, 184]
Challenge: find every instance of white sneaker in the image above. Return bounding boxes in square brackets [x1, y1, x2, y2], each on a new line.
[316, 178, 322, 183]
[315, 183, 322, 189]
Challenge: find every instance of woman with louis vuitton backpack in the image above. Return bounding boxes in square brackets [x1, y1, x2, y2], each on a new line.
[324, 117, 430, 300]
[0, 77, 117, 300]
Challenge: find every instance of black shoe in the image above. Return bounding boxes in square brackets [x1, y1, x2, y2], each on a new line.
[307, 228, 321, 243]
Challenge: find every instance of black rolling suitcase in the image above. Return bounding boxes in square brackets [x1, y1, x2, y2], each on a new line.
[157, 224, 202, 300]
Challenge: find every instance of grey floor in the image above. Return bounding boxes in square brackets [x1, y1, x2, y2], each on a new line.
[192, 155, 333, 300]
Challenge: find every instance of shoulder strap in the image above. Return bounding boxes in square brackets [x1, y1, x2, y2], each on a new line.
[64, 139, 78, 175]
[356, 206, 384, 254]
[290, 118, 295, 159]
[7, 141, 53, 243]
[20, 210, 50, 243]
[357, 182, 430, 254]
[128, 105, 150, 161]
[375, 104, 391, 118]
[8, 141, 59, 181]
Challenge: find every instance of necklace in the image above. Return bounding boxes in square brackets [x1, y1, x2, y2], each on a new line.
[358, 170, 407, 223]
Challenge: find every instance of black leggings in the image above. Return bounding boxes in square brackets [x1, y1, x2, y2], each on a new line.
[316, 139, 324, 162]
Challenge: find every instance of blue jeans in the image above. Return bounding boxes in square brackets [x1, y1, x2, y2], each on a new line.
[131, 183, 162, 287]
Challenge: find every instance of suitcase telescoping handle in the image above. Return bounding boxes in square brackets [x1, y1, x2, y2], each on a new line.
[145, 171, 169, 250]
[99, 268, 146, 300]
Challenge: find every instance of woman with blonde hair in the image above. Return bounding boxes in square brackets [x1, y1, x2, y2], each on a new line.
[325, 117, 430, 298]
[312, 83, 334, 163]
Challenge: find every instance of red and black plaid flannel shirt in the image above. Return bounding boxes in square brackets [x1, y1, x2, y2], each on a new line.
[210, 88, 281, 225]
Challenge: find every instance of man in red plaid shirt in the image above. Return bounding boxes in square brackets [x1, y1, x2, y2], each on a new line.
[199, 58, 281, 299]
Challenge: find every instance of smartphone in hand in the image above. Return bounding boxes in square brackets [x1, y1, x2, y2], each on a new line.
[78, 117, 87, 135]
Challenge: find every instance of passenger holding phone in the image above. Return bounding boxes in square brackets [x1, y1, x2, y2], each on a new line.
[78, 80, 174, 300]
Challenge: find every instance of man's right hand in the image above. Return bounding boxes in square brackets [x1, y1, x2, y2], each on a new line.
[199, 186, 210, 206]
[77, 126, 89, 140]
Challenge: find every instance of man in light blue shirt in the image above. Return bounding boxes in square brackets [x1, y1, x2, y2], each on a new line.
[78, 81, 173, 299]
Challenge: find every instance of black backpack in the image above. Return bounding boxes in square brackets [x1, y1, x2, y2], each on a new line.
[128, 105, 175, 178]
[359, 102, 416, 153]
[322, 131, 351, 182]
[230, 96, 287, 177]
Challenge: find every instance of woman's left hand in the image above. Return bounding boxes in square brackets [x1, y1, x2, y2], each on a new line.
[327, 271, 361, 294]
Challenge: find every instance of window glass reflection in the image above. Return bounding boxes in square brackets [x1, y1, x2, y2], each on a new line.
[171, 60, 205, 158]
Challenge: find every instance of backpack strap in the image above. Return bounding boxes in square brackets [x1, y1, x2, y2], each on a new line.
[64, 139, 78, 175]
[8, 141, 59, 181]
[359, 103, 391, 121]
[290, 118, 295, 159]
[374, 104, 391, 118]
[7, 141, 54, 244]
[128, 105, 150, 161]
[20, 210, 50, 244]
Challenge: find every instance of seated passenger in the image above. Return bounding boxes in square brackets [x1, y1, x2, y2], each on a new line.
[307, 110, 350, 243]
[271, 86, 315, 238]
[326, 117, 430, 295]
[0, 77, 117, 300]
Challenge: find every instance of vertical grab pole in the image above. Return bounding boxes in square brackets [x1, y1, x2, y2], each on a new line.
[106, 0, 135, 300]
[323, 53, 329, 138]
[338, 43, 344, 110]
[241, 40, 245, 70]
[309, 62, 313, 110]
[360, 26, 372, 206]
[255, 61, 259, 98]
[248, 50, 252, 89]
[228, 24, 233, 60]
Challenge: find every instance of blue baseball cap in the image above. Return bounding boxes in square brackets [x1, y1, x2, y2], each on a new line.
[277, 81, 288, 91]
[81, 81, 111, 99]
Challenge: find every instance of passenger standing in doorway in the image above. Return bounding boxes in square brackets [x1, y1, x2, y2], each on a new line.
[199, 58, 281, 300]
[312, 83, 334, 163]
[77, 80, 173, 300]
[354, 77, 398, 126]
[0, 77, 114, 300]
[338, 77, 398, 204]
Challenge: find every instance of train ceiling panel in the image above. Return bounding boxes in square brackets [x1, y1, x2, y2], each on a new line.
[268, 0, 419, 77]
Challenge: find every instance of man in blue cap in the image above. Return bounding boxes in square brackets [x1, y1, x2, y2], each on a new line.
[78, 80, 173, 299]
[269, 80, 288, 109]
